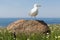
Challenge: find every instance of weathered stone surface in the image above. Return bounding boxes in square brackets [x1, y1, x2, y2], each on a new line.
[7, 19, 50, 34]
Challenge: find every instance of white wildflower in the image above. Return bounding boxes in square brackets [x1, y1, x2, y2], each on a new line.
[27, 38, 30, 40]
[55, 36, 57, 38]
[55, 36, 60, 38]
[46, 33, 49, 35]
[58, 36, 60, 38]
[48, 24, 50, 26]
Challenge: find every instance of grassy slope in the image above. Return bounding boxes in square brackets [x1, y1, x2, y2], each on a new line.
[0, 24, 60, 40]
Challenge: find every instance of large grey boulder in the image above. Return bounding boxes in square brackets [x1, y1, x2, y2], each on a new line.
[7, 19, 50, 34]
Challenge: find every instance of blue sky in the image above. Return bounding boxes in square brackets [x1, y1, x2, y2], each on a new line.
[0, 0, 60, 18]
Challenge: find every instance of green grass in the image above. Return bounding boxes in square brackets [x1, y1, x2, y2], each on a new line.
[0, 24, 60, 40]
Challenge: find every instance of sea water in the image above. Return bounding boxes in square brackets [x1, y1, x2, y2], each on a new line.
[0, 18, 60, 27]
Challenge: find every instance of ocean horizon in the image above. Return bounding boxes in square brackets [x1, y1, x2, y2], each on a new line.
[0, 18, 60, 27]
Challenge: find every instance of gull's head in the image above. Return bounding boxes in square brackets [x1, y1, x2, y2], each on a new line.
[34, 4, 41, 8]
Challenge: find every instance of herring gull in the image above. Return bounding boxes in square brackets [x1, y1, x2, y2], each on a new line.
[29, 3, 41, 18]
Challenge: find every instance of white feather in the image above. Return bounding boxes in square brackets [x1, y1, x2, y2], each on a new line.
[29, 4, 41, 17]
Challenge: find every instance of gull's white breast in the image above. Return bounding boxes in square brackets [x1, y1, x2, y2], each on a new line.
[29, 7, 38, 17]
